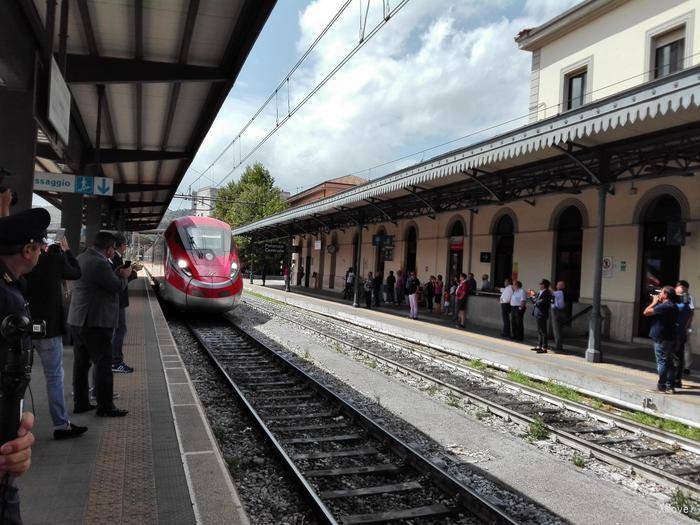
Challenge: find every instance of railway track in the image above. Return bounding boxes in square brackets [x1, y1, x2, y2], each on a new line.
[186, 318, 520, 525]
[241, 295, 700, 498]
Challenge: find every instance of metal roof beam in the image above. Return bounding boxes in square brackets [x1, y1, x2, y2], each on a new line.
[64, 54, 227, 84]
[363, 197, 397, 225]
[85, 148, 190, 164]
[404, 186, 437, 219]
[463, 169, 503, 202]
[114, 183, 171, 193]
[110, 200, 169, 209]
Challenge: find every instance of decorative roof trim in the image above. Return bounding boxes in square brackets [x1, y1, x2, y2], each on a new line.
[234, 67, 700, 235]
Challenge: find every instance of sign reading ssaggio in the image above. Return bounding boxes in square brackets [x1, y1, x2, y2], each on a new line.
[33, 172, 114, 196]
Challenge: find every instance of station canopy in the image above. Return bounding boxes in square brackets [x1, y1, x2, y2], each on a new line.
[31, 0, 275, 230]
[235, 66, 700, 240]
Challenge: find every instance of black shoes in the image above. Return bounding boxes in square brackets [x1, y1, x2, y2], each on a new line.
[96, 408, 129, 417]
[74, 404, 97, 414]
[536, 348, 548, 354]
[54, 423, 88, 440]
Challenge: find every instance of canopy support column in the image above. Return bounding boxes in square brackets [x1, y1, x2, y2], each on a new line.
[586, 153, 610, 363]
[353, 222, 363, 308]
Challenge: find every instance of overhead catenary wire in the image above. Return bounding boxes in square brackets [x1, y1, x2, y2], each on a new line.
[180, 25, 700, 205]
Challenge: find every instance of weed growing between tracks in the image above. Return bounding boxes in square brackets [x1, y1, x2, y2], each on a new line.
[505, 369, 700, 443]
[571, 453, 586, 468]
[528, 417, 550, 441]
[669, 489, 700, 520]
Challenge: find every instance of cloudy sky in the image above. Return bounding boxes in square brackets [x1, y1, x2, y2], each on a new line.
[173, 0, 580, 205]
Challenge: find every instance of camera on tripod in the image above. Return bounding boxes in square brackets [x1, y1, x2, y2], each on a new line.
[0, 168, 18, 207]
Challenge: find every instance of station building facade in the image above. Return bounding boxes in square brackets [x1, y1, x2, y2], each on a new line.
[236, 0, 700, 356]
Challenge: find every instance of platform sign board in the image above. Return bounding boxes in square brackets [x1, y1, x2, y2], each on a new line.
[48, 58, 71, 145]
[372, 234, 394, 246]
[33, 172, 114, 196]
[264, 243, 285, 254]
[602, 256, 613, 278]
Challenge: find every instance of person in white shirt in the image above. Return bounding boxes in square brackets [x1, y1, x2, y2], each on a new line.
[509, 280, 527, 341]
[551, 280, 567, 353]
[499, 278, 513, 338]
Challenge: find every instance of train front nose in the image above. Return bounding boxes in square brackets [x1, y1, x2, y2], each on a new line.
[185, 276, 240, 311]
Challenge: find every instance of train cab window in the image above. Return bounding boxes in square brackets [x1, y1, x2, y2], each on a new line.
[179, 226, 231, 255]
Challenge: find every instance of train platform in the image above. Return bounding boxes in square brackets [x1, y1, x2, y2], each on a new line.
[18, 279, 247, 525]
[246, 281, 700, 427]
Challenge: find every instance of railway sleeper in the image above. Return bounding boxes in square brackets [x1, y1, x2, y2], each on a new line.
[339, 503, 454, 525]
[320, 480, 422, 500]
[304, 463, 402, 477]
[293, 447, 379, 460]
[265, 411, 337, 421]
[627, 448, 676, 458]
[667, 464, 700, 476]
[282, 433, 365, 445]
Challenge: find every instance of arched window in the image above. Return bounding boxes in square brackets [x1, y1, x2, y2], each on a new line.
[447, 220, 464, 279]
[405, 226, 417, 273]
[638, 194, 682, 336]
[555, 206, 583, 301]
[492, 215, 514, 286]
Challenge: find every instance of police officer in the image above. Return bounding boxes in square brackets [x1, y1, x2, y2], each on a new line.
[0, 207, 50, 524]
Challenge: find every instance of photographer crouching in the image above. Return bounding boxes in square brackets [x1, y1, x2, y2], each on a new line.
[0, 205, 51, 524]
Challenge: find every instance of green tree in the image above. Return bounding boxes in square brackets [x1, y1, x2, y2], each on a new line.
[213, 162, 287, 269]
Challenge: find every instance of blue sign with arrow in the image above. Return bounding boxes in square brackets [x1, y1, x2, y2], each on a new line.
[94, 177, 113, 196]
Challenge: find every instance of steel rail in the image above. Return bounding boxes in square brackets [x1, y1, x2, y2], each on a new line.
[186, 321, 338, 525]
[187, 319, 519, 525]
[243, 298, 700, 496]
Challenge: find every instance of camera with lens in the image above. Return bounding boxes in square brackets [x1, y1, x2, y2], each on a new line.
[0, 168, 18, 207]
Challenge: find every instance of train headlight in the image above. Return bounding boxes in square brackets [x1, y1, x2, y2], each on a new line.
[177, 258, 192, 277]
[230, 261, 239, 279]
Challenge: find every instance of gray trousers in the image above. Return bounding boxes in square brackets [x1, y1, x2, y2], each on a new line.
[551, 308, 564, 352]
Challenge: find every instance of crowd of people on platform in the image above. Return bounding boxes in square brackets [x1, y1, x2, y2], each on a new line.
[338, 265, 694, 392]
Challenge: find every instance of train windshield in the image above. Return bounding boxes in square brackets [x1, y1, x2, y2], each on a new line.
[181, 226, 231, 255]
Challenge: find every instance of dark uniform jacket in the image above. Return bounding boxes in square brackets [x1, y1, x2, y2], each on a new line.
[532, 289, 553, 319]
[0, 262, 31, 349]
[25, 249, 81, 338]
[67, 248, 127, 328]
[112, 251, 136, 308]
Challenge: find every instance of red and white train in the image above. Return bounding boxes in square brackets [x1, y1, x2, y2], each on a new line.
[144, 216, 242, 311]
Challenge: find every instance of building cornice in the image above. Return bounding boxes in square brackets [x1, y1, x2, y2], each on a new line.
[515, 0, 629, 51]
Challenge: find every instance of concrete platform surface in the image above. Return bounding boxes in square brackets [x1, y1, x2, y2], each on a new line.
[247, 282, 700, 427]
[18, 279, 247, 525]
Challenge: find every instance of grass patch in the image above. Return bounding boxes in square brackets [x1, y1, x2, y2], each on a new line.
[245, 290, 285, 305]
[303, 349, 311, 361]
[225, 455, 241, 472]
[446, 391, 461, 408]
[333, 342, 345, 354]
[506, 370, 582, 403]
[668, 489, 700, 520]
[571, 452, 586, 468]
[367, 359, 378, 369]
[425, 384, 439, 396]
[468, 358, 487, 372]
[623, 411, 700, 442]
[210, 424, 226, 441]
[528, 417, 550, 441]
[475, 409, 490, 421]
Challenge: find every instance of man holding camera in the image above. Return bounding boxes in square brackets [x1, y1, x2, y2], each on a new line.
[0, 207, 51, 524]
[25, 237, 86, 440]
[643, 286, 679, 394]
[111, 235, 138, 374]
[69, 232, 131, 417]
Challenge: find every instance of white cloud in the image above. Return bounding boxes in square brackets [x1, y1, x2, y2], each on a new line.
[182, 0, 580, 197]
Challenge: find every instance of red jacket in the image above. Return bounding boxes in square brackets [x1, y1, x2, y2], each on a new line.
[456, 281, 469, 300]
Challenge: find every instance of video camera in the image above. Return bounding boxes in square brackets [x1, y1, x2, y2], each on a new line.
[0, 316, 45, 443]
[0, 168, 18, 207]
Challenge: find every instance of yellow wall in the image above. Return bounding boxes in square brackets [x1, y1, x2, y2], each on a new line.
[535, 0, 700, 118]
[292, 176, 700, 347]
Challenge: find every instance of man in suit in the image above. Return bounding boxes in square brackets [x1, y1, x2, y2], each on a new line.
[25, 236, 87, 439]
[69, 232, 131, 417]
[529, 279, 553, 354]
[111, 235, 137, 374]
